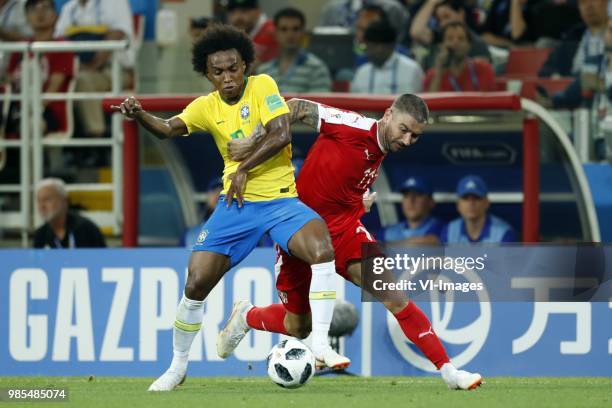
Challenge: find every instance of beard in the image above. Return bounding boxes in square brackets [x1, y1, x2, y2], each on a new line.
[42, 206, 65, 223]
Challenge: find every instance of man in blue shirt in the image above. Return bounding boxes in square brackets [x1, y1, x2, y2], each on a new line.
[441, 175, 516, 244]
[382, 176, 443, 245]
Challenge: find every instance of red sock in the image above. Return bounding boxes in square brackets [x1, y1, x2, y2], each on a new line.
[246, 304, 288, 335]
[394, 302, 450, 369]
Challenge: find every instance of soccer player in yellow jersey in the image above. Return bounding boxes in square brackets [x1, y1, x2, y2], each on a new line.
[113, 25, 341, 391]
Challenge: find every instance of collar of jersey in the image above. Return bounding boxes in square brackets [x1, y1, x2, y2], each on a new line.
[460, 214, 491, 243]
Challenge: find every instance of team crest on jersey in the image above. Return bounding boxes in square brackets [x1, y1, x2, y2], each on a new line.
[240, 105, 250, 119]
[197, 229, 209, 243]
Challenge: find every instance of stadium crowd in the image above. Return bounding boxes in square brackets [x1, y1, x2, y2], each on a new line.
[1, 0, 609, 129]
[0, 0, 610, 246]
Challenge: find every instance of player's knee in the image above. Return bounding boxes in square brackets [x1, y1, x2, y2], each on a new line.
[184, 268, 208, 300]
[309, 240, 335, 265]
[347, 267, 362, 286]
[384, 300, 409, 314]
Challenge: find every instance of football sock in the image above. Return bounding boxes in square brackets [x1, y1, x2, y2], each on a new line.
[309, 260, 337, 355]
[246, 304, 288, 334]
[170, 294, 205, 371]
[393, 301, 450, 369]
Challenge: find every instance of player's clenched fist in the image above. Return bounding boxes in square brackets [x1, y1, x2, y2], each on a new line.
[227, 123, 265, 161]
[228, 137, 256, 161]
[111, 96, 142, 119]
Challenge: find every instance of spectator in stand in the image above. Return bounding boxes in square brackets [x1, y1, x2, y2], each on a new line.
[0, 0, 30, 41]
[351, 21, 423, 94]
[3, 2, 66, 130]
[257, 7, 331, 93]
[186, 17, 214, 94]
[410, 0, 491, 69]
[319, 0, 408, 42]
[481, 0, 580, 48]
[0, 0, 33, 77]
[441, 175, 516, 244]
[226, 0, 277, 65]
[4, 0, 74, 135]
[539, 0, 608, 78]
[189, 16, 210, 44]
[54, 0, 135, 138]
[381, 176, 443, 245]
[424, 21, 496, 92]
[34, 177, 106, 248]
[354, 4, 411, 67]
[538, 15, 612, 110]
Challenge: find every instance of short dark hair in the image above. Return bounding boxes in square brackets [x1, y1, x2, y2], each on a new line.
[274, 7, 306, 28]
[192, 24, 255, 75]
[226, 0, 259, 11]
[392, 94, 429, 124]
[435, 0, 465, 14]
[25, 0, 55, 11]
[363, 20, 397, 44]
[190, 16, 210, 30]
[440, 21, 471, 43]
[359, 4, 388, 20]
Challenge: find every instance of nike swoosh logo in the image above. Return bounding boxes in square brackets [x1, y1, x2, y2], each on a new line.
[216, 120, 225, 124]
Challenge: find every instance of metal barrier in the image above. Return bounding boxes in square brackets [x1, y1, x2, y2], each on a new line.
[0, 40, 127, 246]
[0, 42, 30, 246]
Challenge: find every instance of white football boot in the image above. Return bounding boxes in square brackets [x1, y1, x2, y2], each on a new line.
[314, 346, 351, 370]
[217, 300, 253, 358]
[441, 363, 483, 390]
[148, 367, 187, 391]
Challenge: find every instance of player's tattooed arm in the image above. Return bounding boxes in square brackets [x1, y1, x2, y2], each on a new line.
[227, 98, 318, 161]
[112, 96, 187, 139]
[287, 98, 319, 129]
[226, 114, 292, 207]
[227, 123, 266, 161]
[235, 114, 291, 173]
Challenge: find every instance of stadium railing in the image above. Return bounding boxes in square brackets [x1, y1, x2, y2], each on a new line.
[0, 42, 31, 246]
[103, 92, 600, 247]
[0, 40, 128, 245]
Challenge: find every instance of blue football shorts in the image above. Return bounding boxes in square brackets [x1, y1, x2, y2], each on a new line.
[192, 196, 321, 266]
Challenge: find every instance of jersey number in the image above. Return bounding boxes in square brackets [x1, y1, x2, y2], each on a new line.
[230, 129, 245, 139]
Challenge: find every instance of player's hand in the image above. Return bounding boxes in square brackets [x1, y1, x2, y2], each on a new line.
[227, 124, 266, 161]
[228, 137, 256, 161]
[363, 189, 377, 213]
[226, 170, 248, 208]
[111, 96, 142, 119]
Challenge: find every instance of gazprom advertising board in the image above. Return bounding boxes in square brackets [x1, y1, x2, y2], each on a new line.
[1, 249, 610, 377]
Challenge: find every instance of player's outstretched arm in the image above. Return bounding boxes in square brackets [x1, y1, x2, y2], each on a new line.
[112, 96, 188, 140]
[226, 114, 292, 207]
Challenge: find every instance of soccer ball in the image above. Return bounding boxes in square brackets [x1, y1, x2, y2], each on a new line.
[267, 339, 315, 388]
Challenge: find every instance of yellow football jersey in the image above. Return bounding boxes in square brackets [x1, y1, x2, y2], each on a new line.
[177, 74, 297, 201]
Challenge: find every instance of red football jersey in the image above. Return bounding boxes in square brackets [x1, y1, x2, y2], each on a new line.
[8, 39, 74, 132]
[252, 19, 278, 63]
[296, 104, 385, 235]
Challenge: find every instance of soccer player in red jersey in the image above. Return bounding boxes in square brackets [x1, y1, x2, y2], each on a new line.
[217, 95, 482, 390]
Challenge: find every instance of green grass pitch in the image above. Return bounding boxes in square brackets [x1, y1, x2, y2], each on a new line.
[0, 376, 610, 408]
